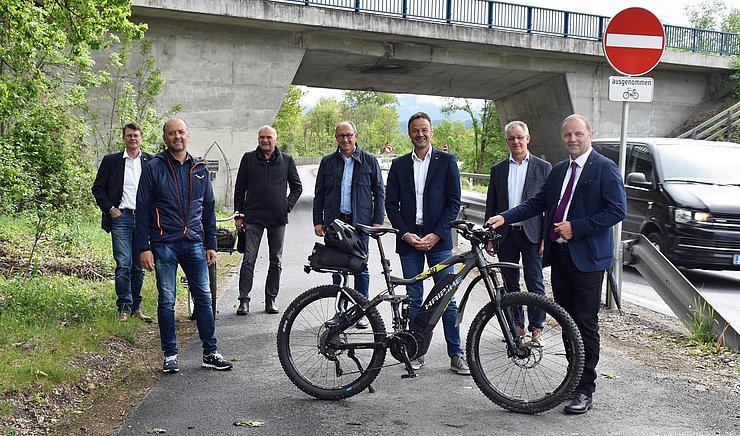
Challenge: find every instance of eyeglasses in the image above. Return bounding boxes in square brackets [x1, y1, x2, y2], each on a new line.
[335, 133, 355, 139]
[506, 135, 528, 142]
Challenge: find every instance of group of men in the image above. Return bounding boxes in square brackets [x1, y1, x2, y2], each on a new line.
[93, 111, 627, 415]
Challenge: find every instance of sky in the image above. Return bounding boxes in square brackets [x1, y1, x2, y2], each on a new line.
[299, 0, 740, 120]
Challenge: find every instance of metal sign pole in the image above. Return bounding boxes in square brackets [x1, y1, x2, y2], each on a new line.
[609, 100, 629, 309]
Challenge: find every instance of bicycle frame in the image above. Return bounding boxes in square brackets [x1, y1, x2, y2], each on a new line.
[321, 222, 528, 370]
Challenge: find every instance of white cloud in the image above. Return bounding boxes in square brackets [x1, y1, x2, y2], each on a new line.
[299, 86, 344, 109]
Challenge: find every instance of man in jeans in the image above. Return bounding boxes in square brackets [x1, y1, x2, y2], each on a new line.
[92, 122, 154, 322]
[233, 125, 302, 315]
[313, 121, 385, 328]
[136, 118, 232, 373]
[385, 112, 469, 375]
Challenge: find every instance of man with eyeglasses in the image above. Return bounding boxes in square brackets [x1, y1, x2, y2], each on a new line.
[313, 121, 385, 328]
[484, 121, 551, 344]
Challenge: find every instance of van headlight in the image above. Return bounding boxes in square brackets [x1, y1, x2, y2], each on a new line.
[674, 208, 711, 224]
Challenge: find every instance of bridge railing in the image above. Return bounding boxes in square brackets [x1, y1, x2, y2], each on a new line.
[275, 0, 740, 55]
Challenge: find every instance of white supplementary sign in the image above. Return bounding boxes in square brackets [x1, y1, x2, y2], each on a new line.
[608, 76, 654, 103]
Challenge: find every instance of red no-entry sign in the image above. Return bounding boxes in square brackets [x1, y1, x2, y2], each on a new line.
[603, 8, 665, 76]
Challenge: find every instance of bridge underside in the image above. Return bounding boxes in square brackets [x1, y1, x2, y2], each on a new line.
[131, 1, 733, 206]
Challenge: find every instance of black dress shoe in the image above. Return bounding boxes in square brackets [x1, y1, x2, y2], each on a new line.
[236, 301, 249, 316]
[265, 300, 280, 314]
[564, 393, 593, 414]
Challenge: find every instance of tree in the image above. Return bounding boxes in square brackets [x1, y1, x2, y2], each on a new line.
[441, 98, 506, 173]
[685, 0, 726, 30]
[343, 91, 403, 154]
[82, 39, 180, 155]
[273, 85, 305, 154]
[344, 90, 398, 109]
[301, 97, 345, 156]
[0, 0, 146, 134]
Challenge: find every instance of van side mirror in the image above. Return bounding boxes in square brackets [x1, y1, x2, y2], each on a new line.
[626, 172, 651, 188]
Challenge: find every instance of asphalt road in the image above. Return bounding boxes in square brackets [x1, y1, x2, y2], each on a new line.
[118, 166, 738, 435]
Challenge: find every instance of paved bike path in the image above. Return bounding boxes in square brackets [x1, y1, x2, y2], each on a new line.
[118, 171, 738, 435]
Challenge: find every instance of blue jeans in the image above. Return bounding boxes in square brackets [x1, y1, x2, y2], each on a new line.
[111, 212, 144, 313]
[239, 224, 285, 302]
[332, 232, 370, 299]
[497, 229, 546, 331]
[400, 247, 464, 358]
[152, 241, 217, 357]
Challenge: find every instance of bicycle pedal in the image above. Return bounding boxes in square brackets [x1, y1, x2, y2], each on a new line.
[401, 371, 418, 379]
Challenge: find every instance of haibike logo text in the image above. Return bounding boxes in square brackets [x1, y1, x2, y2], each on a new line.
[423, 275, 464, 310]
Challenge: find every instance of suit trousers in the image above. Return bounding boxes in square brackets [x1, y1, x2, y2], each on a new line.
[238, 223, 285, 303]
[549, 244, 604, 396]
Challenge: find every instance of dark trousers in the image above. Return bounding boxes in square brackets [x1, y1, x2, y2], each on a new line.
[238, 223, 285, 303]
[550, 244, 604, 396]
[497, 228, 546, 331]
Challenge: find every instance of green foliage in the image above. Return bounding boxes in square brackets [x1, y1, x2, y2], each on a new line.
[273, 85, 305, 154]
[83, 39, 180, 154]
[0, 103, 94, 219]
[686, 297, 718, 344]
[0, 0, 146, 133]
[300, 97, 346, 156]
[685, 0, 726, 30]
[0, 276, 111, 325]
[441, 98, 506, 173]
[344, 90, 398, 108]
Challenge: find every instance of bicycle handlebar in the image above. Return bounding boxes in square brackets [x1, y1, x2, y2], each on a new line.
[216, 212, 244, 222]
[450, 219, 501, 245]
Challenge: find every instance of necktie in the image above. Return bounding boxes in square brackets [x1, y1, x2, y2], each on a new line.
[550, 161, 578, 241]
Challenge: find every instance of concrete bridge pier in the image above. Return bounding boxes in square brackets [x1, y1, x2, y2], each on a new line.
[141, 17, 305, 208]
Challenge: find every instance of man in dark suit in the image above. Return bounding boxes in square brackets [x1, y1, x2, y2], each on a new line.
[488, 114, 627, 414]
[385, 112, 469, 375]
[485, 121, 552, 343]
[92, 123, 154, 322]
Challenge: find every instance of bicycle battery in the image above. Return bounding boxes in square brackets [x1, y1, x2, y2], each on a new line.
[412, 273, 456, 357]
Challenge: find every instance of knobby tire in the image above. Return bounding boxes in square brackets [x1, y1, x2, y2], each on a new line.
[277, 285, 387, 400]
[467, 292, 584, 414]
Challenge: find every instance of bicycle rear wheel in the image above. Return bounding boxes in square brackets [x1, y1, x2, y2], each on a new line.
[277, 285, 386, 400]
[467, 292, 584, 414]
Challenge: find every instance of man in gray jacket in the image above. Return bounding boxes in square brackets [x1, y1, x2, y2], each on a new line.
[485, 121, 551, 343]
[234, 125, 302, 315]
[313, 121, 385, 328]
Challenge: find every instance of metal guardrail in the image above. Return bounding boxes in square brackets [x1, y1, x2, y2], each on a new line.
[624, 236, 738, 349]
[678, 101, 740, 140]
[275, 0, 740, 55]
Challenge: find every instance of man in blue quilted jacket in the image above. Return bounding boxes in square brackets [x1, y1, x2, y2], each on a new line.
[136, 118, 233, 374]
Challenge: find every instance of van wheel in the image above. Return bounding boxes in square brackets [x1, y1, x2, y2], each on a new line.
[646, 232, 663, 252]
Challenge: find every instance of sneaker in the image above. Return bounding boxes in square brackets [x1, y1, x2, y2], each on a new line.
[355, 317, 369, 329]
[450, 355, 471, 375]
[410, 355, 425, 370]
[131, 309, 153, 323]
[202, 352, 233, 371]
[118, 311, 129, 321]
[163, 355, 179, 373]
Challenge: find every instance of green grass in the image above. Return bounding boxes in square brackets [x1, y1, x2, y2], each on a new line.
[686, 296, 717, 345]
[0, 208, 240, 425]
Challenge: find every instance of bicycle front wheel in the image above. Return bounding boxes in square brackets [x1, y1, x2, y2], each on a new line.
[467, 292, 584, 414]
[276, 285, 387, 400]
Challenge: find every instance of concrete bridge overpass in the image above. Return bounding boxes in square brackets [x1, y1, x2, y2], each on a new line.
[130, 0, 736, 207]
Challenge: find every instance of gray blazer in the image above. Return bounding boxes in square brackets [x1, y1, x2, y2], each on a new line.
[485, 153, 552, 244]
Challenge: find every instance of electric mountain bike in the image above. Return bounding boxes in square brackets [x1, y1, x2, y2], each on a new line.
[276, 220, 585, 414]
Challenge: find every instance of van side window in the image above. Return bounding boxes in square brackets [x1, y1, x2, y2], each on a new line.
[628, 144, 653, 183]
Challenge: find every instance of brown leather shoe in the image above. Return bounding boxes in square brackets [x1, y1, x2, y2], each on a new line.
[118, 312, 129, 321]
[131, 309, 154, 323]
[531, 327, 544, 344]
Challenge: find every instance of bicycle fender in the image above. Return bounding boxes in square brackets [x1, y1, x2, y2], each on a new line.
[456, 274, 484, 327]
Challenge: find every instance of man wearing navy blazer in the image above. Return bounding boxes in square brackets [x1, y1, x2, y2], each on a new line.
[488, 114, 627, 414]
[92, 123, 154, 323]
[485, 121, 552, 343]
[385, 112, 469, 375]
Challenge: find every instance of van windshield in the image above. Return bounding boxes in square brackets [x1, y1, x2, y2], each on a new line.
[657, 143, 740, 185]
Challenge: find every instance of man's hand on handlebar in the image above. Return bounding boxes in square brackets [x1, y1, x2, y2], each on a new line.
[486, 215, 505, 229]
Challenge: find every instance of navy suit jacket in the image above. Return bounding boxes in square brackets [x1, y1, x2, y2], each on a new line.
[501, 149, 626, 272]
[485, 154, 552, 244]
[92, 150, 154, 232]
[385, 148, 461, 255]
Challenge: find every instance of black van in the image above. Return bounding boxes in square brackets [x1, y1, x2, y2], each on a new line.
[591, 138, 740, 270]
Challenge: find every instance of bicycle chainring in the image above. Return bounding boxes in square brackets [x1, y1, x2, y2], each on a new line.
[390, 331, 419, 363]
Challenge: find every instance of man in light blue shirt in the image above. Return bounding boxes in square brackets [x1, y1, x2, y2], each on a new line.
[313, 121, 385, 328]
